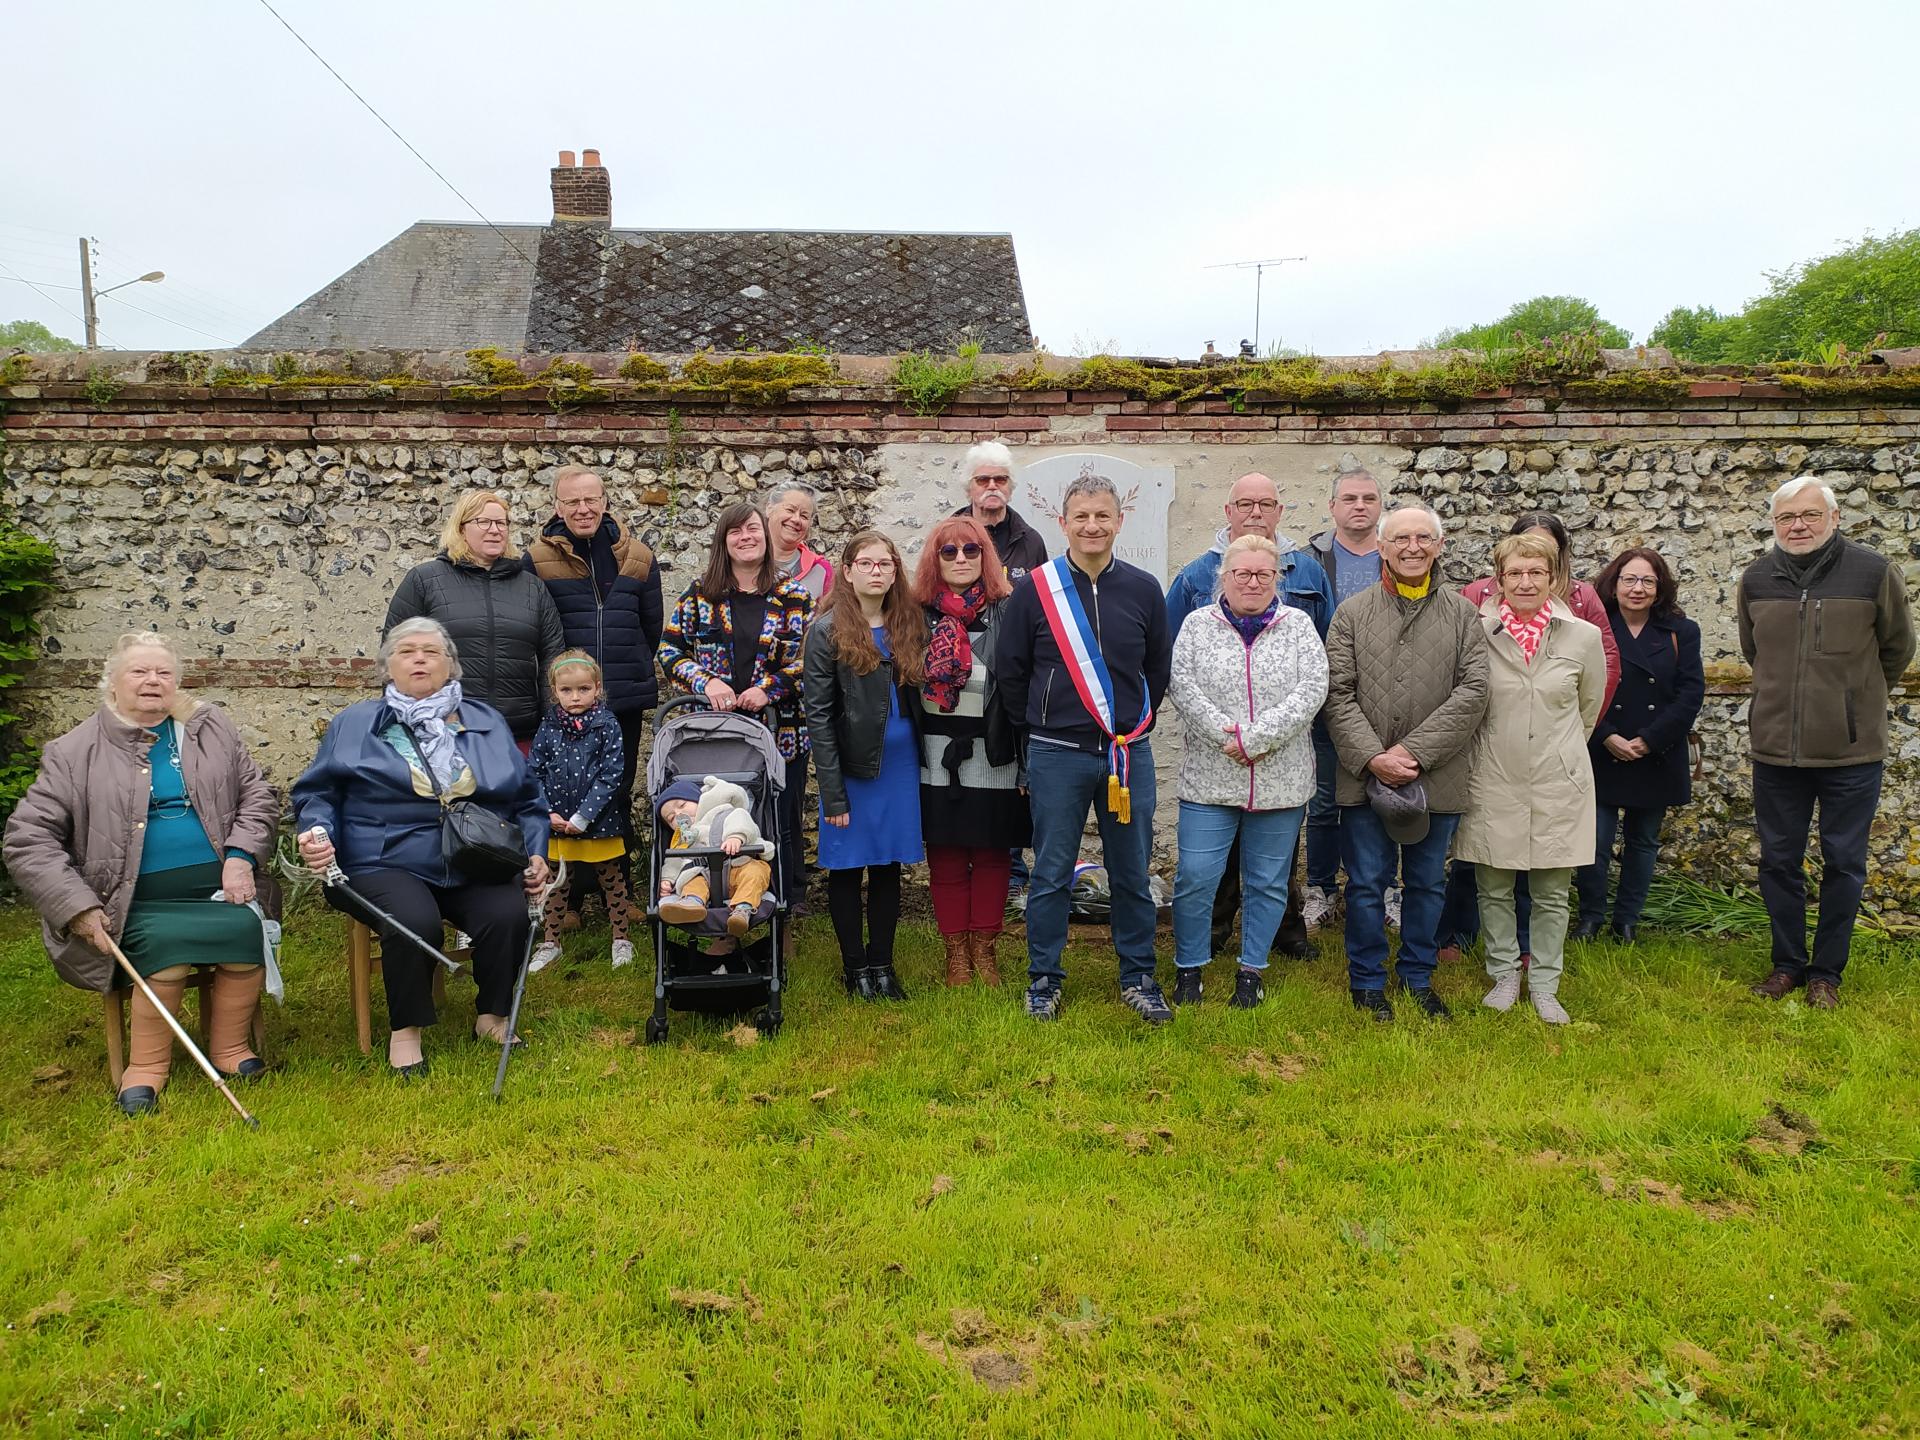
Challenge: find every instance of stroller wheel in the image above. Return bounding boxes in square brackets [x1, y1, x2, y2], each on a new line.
[643, 1016, 669, 1046]
[753, 1007, 781, 1038]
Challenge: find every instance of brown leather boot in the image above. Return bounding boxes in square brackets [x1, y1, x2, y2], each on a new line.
[1806, 978, 1840, 1010]
[971, 931, 1003, 987]
[1750, 969, 1802, 1000]
[942, 934, 971, 986]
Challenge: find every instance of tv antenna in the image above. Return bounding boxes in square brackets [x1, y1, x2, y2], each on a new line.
[1204, 255, 1306, 354]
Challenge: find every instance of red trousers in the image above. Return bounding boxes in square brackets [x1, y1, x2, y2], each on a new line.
[926, 845, 1012, 936]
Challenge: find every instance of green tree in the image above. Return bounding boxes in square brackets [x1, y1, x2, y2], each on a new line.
[0, 319, 80, 352]
[1648, 304, 1740, 364]
[1653, 229, 1919, 363]
[1431, 295, 1632, 351]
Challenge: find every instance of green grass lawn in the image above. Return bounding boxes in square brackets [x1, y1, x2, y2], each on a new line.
[1, 899, 1916, 1438]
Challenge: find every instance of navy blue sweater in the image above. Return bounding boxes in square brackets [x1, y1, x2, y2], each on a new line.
[994, 555, 1172, 755]
[527, 703, 626, 840]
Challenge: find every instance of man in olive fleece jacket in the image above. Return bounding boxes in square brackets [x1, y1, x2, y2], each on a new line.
[1736, 476, 1916, 1007]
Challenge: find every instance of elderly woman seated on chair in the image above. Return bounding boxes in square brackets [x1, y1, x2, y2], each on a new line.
[290, 617, 550, 1079]
[3, 631, 279, 1116]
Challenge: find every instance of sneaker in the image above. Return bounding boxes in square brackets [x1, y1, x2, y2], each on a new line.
[1530, 990, 1570, 1025]
[727, 904, 753, 938]
[1350, 988, 1393, 1022]
[610, 939, 634, 969]
[1172, 968, 1205, 1005]
[1404, 987, 1451, 1021]
[1302, 884, 1333, 932]
[528, 941, 562, 974]
[658, 895, 708, 926]
[451, 929, 475, 954]
[1230, 967, 1265, 1009]
[1121, 980, 1173, 1025]
[1024, 980, 1061, 1021]
[1382, 887, 1403, 930]
[1483, 973, 1523, 1012]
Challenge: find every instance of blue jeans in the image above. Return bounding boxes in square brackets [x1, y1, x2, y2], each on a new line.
[1575, 806, 1665, 930]
[1439, 861, 1530, 953]
[1025, 740, 1159, 990]
[1342, 806, 1460, 990]
[1173, 802, 1306, 972]
[1305, 728, 1341, 892]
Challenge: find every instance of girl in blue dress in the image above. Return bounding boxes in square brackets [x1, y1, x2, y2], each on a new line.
[802, 530, 928, 1001]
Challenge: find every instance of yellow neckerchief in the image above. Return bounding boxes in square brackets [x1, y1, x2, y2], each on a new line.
[1391, 573, 1431, 600]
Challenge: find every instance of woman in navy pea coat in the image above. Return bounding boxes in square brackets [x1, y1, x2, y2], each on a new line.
[1574, 547, 1706, 939]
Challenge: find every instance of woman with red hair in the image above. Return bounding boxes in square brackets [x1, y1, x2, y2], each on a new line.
[912, 516, 1032, 985]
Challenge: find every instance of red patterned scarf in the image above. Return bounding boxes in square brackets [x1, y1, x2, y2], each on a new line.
[1498, 598, 1554, 663]
[924, 582, 988, 711]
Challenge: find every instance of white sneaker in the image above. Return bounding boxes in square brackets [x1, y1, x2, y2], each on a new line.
[1530, 990, 1570, 1025]
[610, 939, 634, 969]
[1482, 973, 1522, 1011]
[451, 929, 474, 954]
[1302, 885, 1333, 932]
[1383, 887, 1403, 930]
[528, 941, 562, 974]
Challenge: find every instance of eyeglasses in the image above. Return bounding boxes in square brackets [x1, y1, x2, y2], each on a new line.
[850, 558, 897, 573]
[938, 542, 983, 561]
[1226, 568, 1277, 584]
[1386, 534, 1439, 549]
[1773, 508, 1829, 529]
[971, 473, 1012, 488]
[467, 517, 509, 531]
[1616, 575, 1659, 590]
[1229, 499, 1281, 515]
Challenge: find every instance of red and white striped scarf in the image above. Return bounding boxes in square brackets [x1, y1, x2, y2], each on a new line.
[1498, 598, 1554, 663]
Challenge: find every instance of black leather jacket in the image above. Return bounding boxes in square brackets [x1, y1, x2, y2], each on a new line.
[802, 622, 921, 818]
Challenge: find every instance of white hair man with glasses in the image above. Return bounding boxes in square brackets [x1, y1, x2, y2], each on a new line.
[954, 441, 1050, 584]
[1738, 475, 1914, 1010]
[1166, 472, 1334, 962]
[1322, 504, 1489, 1022]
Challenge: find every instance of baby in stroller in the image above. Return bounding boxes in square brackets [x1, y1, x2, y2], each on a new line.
[656, 776, 775, 937]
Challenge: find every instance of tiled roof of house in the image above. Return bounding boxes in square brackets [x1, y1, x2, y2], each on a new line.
[246, 221, 1031, 354]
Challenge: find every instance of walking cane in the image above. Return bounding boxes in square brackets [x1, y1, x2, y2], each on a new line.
[297, 831, 463, 975]
[102, 936, 259, 1129]
[493, 860, 567, 1102]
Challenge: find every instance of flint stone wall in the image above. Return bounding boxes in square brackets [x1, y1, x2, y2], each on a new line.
[3, 355, 1915, 917]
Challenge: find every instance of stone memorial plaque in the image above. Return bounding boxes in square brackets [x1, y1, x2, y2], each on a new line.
[1015, 452, 1175, 586]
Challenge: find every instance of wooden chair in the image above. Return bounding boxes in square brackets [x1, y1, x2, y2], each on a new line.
[346, 920, 465, 1055]
[102, 968, 266, 1092]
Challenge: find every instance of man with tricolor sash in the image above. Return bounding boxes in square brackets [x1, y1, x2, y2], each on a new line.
[995, 473, 1174, 1023]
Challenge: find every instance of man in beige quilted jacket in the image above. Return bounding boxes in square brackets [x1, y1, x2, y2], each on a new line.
[1323, 505, 1490, 1022]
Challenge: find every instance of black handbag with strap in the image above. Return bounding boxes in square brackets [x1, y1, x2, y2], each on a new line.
[402, 723, 527, 883]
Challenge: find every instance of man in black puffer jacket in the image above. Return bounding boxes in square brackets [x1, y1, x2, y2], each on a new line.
[525, 465, 666, 884]
[384, 490, 566, 743]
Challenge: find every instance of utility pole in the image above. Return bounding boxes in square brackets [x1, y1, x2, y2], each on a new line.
[79, 236, 99, 348]
[76, 238, 164, 349]
[1204, 255, 1306, 354]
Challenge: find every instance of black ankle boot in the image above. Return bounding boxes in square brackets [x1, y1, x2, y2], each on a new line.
[1571, 916, 1603, 941]
[869, 964, 907, 1001]
[843, 966, 876, 1000]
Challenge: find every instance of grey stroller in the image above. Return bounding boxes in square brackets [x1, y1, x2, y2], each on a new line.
[642, 694, 788, 1042]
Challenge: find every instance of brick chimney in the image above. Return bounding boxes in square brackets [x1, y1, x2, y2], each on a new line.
[550, 148, 611, 223]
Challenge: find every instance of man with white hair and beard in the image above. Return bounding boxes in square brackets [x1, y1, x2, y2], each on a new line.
[1167, 472, 1334, 961]
[1737, 475, 1913, 1010]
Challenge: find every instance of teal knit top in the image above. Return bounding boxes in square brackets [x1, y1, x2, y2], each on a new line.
[140, 720, 253, 875]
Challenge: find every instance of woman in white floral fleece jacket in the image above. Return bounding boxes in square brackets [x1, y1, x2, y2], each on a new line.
[1167, 535, 1329, 1008]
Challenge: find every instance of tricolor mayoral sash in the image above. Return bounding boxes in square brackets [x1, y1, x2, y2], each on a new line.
[1032, 555, 1152, 822]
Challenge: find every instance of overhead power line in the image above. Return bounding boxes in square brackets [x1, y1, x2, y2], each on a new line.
[0, 256, 113, 344]
[98, 293, 236, 346]
[254, 0, 534, 266]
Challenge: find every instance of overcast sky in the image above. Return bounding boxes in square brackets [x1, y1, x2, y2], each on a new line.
[4, 0, 1916, 358]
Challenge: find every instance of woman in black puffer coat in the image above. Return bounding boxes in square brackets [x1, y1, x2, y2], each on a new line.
[384, 489, 566, 743]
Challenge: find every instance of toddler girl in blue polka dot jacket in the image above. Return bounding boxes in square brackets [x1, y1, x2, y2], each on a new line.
[527, 650, 635, 972]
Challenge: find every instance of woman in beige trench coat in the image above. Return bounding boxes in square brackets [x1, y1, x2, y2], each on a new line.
[1452, 532, 1606, 1025]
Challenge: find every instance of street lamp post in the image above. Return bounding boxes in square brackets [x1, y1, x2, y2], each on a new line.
[77, 237, 164, 347]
